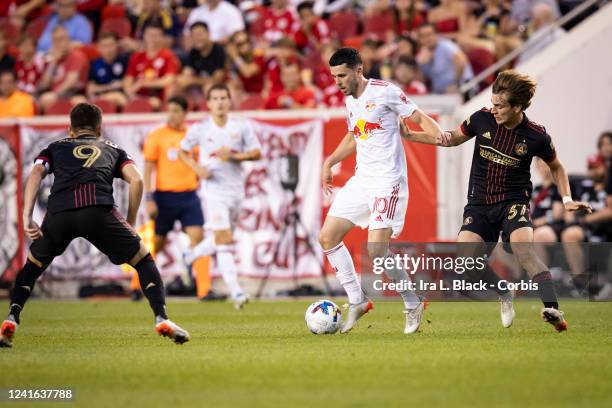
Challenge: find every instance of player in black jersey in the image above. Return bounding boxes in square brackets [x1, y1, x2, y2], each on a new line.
[403, 70, 591, 332]
[0, 103, 190, 347]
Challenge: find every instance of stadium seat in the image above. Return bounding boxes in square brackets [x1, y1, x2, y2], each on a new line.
[467, 47, 496, 89]
[362, 12, 395, 42]
[26, 16, 50, 38]
[91, 99, 119, 114]
[329, 11, 359, 42]
[99, 17, 132, 39]
[239, 94, 264, 111]
[123, 98, 155, 113]
[101, 4, 127, 21]
[0, 18, 20, 47]
[44, 100, 74, 116]
[80, 44, 101, 61]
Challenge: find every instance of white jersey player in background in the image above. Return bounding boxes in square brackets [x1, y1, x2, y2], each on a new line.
[180, 84, 262, 309]
[319, 48, 450, 334]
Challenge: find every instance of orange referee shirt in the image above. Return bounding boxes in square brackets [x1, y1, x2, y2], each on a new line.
[143, 124, 199, 192]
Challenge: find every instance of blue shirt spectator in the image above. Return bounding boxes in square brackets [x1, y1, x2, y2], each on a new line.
[417, 24, 474, 94]
[89, 55, 129, 87]
[37, 0, 93, 53]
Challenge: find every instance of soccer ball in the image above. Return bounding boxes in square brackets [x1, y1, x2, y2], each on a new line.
[305, 300, 342, 334]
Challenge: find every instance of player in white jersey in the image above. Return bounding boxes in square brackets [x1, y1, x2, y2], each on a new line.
[319, 48, 450, 334]
[179, 84, 262, 309]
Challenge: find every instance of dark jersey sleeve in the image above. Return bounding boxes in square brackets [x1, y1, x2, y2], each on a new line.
[34, 147, 53, 173]
[536, 133, 557, 163]
[459, 110, 482, 138]
[606, 166, 612, 195]
[114, 148, 135, 178]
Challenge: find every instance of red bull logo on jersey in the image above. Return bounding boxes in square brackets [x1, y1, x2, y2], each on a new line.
[353, 119, 384, 140]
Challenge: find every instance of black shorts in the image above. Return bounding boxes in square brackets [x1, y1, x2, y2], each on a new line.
[153, 190, 204, 235]
[460, 201, 534, 243]
[30, 206, 142, 266]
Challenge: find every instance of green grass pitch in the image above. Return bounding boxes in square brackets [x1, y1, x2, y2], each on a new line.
[1, 299, 611, 407]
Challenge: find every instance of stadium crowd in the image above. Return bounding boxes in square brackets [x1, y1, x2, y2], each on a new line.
[0, 0, 600, 116]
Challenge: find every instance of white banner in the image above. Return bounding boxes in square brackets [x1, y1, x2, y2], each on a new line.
[19, 118, 323, 280]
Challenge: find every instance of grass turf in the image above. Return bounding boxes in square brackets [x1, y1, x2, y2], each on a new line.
[0, 299, 611, 407]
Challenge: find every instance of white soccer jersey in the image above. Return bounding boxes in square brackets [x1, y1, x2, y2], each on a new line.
[345, 79, 418, 185]
[180, 116, 261, 196]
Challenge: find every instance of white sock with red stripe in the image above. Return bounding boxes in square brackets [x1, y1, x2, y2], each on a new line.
[384, 251, 420, 309]
[216, 245, 243, 299]
[324, 242, 364, 304]
[185, 235, 216, 265]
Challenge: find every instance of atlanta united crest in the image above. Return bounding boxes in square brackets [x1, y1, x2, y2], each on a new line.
[463, 216, 473, 226]
[514, 142, 528, 156]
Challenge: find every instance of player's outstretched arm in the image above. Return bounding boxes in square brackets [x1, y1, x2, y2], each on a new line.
[546, 158, 593, 214]
[402, 109, 452, 146]
[322, 131, 356, 194]
[179, 150, 211, 180]
[22, 164, 47, 240]
[121, 163, 144, 226]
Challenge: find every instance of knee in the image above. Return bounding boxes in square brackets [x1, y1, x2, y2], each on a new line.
[534, 226, 557, 243]
[214, 230, 233, 246]
[129, 242, 151, 266]
[367, 242, 388, 260]
[561, 226, 584, 243]
[318, 229, 340, 250]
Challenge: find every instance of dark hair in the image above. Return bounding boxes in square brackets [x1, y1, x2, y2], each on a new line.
[397, 56, 417, 68]
[144, 23, 164, 33]
[492, 69, 537, 110]
[361, 38, 380, 49]
[329, 47, 362, 69]
[98, 31, 119, 42]
[0, 69, 16, 79]
[397, 34, 417, 50]
[190, 21, 209, 32]
[597, 131, 612, 150]
[167, 95, 189, 112]
[206, 83, 231, 100]
[70, 103, 102, 132]
[297, 1, 315, 13]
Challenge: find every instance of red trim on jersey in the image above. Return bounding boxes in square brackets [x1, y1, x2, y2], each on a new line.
[35, 155, 50, 163]
[460, 123, 469, 136]
[119, 159, 135, 170]
[370, 80, 389, 87]
[526, 121, 545, 134]
[542, 152, 557, 163]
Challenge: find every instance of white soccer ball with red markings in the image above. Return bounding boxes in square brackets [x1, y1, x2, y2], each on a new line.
[305, 300, 342, 334]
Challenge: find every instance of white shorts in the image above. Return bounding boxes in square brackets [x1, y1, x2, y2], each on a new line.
[203, 194, 242, 231]
[328, 176, 408, 238]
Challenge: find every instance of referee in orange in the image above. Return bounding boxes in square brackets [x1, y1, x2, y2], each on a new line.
[142, 96, 215, 299]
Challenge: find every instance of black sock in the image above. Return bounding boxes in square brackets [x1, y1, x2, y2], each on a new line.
[9, 260, 47, 324]
[572, 273, 588, 294]
[134, 254, 168, 320]
[482, 265, 509, 296]
[533, 271, 559, 309]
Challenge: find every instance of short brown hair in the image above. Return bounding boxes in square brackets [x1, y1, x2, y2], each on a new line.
[206, 83, 231, 100]
[70, 103, 102, 132]
[492, 70, 537, 110]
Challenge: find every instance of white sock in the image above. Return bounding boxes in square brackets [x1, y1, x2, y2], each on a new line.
[216, 244, 243, 299]
[185, 235, 216, 264]
[383, 251, 420, 309]
[324, 242, 364, 304]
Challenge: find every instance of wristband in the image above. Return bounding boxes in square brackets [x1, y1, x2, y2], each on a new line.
[562, 196, 573, 205]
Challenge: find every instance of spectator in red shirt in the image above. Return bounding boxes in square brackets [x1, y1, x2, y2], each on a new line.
[265, 62, 315, 110]
[294, 1, 331, 54]
[264, 37, 301, 96]
[124, 23, 180, 110]
[392, 56, 427, 95]
[38, 25, 89, 112]
[14, 33, 46, 95]
[315, 41, 344, 107]
[262, 0, 297, 45]
[0, 0, 46, 31]
[227, 30, 266, 94]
